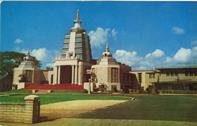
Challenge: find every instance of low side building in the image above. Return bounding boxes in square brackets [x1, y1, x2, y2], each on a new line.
[130, 70, 155, 90]
[155, 67, 197, 90]
[90, 46, 133, 92]
[12, 53, 46, 89]
[131, 67, 197, 91]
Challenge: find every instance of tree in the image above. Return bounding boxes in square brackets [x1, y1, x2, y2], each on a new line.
[0, 51, 41, 76]
[46, 66, 53, 71]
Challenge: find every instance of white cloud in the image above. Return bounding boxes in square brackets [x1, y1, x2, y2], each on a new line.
[145, 49, 165, 58]
[114, 45, 197, 70]
[115, 49, 137, 57]
[111, 28, 118, 40]
[114, 49, 142, 67]
[19, 48, 58, 68]
[173, 48, 191, 63]
[172, 26, 185, 35]
[164, 46, 197, 67]
[31, 48, 48, 61]
[20, 48, 48, 61]
[114, 49, 163, 70]
[14, 38, 23, 44]
[88, 27, 109, 48]
[88, 27, 117, 48]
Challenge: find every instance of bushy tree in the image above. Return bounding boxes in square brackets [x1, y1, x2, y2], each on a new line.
[0, 51, 40, 76]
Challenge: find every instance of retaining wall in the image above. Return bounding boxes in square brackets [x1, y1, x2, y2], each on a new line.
[0, 95, 40, 124]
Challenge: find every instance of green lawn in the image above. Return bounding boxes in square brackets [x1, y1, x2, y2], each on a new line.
[77, 95, 197, 123]
[0, 90, 128, 104]
[1, 118, 197, 126]
[0, 90, 197, 126]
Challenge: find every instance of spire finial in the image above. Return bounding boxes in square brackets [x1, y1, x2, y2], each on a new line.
[73, 9, 82, 29]
[74, 9, 81, 23]
[105, 42, 109, 52]
[102, 42, 112, 57]
[27, 50, 30, 56]
[77, 9, 80, 21]
[24, 50, 32, 61]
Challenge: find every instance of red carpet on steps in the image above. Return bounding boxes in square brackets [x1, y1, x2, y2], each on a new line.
[24, 84, 84, 90]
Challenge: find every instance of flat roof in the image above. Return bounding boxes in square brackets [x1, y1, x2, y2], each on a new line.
[156, 67, 197, 70]
[131, 70, 155, 73]
[131, 66, 197, 72]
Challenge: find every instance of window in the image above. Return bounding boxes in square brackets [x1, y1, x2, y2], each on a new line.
[189, 71, 194, 76]
[166, 72, 177, 76]
[64, 43, 69, 48]
[75, 48, 82, 53]
[64, 38, 70, 44]
[25, 70, 32, 83]
[76, 34, 82, 37]
[185, 72, 189, 76]
[51, 75, 53, 84]
[138, 73, 142, 83]
[75, 38, 82, 43]
[76, 55, 82, 60]
[75, 43, 82, 48]
[185, 71, 197, 76]
[111, 68, 118, 83]
[149, 73, 155, 78]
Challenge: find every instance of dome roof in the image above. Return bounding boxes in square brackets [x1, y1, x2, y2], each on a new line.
[97, 44, 118, 65]
[16, 52, 38, 70]
[102, 44, 112, 58]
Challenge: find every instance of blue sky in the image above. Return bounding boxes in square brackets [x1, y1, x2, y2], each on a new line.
[1, 2, 197, 69]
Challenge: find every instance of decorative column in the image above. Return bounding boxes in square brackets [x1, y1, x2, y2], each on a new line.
[75, 65, 78, 84]
[72, 65, 75, 84]
[32, 70, 35, 84]
[58, 66, 61, 84]
[53, 66, 57, 84]
[56, 66, 59, 84]
[78, 63, 83, 85]
[78, 65, 81, 84]
[77, 65, 79, 84]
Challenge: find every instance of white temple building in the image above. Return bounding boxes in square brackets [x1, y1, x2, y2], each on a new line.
[48, 9, 92, 85]
[13, 10, 134, 92]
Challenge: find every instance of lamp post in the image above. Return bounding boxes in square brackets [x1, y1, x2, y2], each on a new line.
[88, 78, 91, 95]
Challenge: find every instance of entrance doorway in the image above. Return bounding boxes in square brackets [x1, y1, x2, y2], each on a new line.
[60, 65, 72, 84]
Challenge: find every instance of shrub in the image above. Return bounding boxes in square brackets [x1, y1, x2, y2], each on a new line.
[82, 89, 88, 93]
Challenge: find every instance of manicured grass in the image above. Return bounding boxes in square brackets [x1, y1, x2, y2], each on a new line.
[0, 90, 128, 104]
[39, 95, 128, 105]
[0, 95, 128, 104]
[1, 118, 197, 126]
[77, 95, 197, 122]
[0, 89, 32, 94]
[0, 90, 197, 125]
[0, 95, 25, 104]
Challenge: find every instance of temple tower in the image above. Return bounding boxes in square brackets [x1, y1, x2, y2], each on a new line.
[62, 9, 92, 62]
[52, 10, 92, 85]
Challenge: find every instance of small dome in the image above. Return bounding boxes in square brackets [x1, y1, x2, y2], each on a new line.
[17, 52, 38, 70]
[23, 51, 33, 61]
[102, 44, 112, 57]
